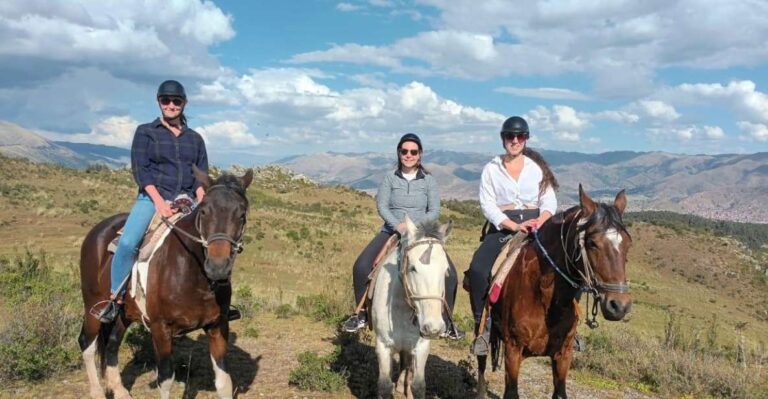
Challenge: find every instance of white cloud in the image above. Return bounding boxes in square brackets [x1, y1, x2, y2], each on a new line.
[336, 3, 361, 12]
[193, 68, 505, 151]
[631, 100, 680, 122]
[737, 121, 768, 141]
[664, 80, 768, 123]
[369, 0, 394, 7]
[0, 0, 234, 81]
[494, 86, 590, 101]
[525, 105, 590, 143]
[38, 115, 139, 147]
[593, 110, 640, 124]
[197, 120, 261, 147]
[293, 0, 768, 95]
[702, 125, 726, 140]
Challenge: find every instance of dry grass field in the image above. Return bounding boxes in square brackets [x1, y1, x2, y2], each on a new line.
[0, 156, 766, 398]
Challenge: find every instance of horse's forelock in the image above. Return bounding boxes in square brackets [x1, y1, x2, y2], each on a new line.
[211, 174, 248, 201]
[412, 220, 444, 241]
[581, 203, 628, 237]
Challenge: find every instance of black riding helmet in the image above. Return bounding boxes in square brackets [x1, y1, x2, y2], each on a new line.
[397, 133, 423, 151]
[500, 116, 530, 140]
[157, 80, 187, 99]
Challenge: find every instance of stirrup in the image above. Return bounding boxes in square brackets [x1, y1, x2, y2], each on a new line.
[471, 334, 490, 356]
[227, 307, 242, 321]
[90, 300, 119, 324]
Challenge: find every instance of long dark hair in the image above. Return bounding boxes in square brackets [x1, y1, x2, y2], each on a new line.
[523, 147, 558, 196]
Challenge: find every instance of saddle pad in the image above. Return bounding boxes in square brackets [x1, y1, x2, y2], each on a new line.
[367, 236, 400, 300]
[128, 214, 183, 321]
[107, 212, 184, 263]
[488, 233, 528, 304]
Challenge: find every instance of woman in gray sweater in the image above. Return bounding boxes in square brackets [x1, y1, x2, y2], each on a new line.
[341, 133, 463, 340]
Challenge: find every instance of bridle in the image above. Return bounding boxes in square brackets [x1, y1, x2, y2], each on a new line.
[398, 237, 449, 312]
[161, 184, 247, 279]
[532, 208, 630, 328]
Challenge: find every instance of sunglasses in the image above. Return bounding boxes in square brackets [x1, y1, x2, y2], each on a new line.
[159, 96, 184, 106]
[502, 132, 529, 141]
[399, 149, 420, 156]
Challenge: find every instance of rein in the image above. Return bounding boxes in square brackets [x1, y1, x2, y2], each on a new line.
[531, 211, 629, 329]
[160, 184, 247, 284]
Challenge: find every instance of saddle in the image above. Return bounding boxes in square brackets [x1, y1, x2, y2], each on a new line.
[352, 235, 400, 318]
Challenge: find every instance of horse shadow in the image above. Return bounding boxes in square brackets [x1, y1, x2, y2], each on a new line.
[332, 334, 485, 399]
[120, 329, 260, 398]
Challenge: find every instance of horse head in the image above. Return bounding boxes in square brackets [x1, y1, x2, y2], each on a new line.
[576, 184, 632, 321]
[399, 215, 452, 338]
[192, 165, 254, 282]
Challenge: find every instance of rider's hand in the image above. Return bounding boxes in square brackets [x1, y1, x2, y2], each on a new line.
[520, 219, 539, 233]
[154, 201, 175, 218]
[396, 223, 407, 234]
[500, 219, 521, 232]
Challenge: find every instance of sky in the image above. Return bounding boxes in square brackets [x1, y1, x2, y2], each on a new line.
[2, 0, 768, 165]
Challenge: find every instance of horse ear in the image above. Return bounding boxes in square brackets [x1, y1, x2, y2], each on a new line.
[404, 215, 418, 239]
[438, 220, 452, 242]
[579, 184, 597, 215]
[614, 189, 627, 216]
[241, 169, 254, 189]
[193, 165, 214, 189]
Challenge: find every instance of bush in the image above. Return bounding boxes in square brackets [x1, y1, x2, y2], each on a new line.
[274, 304, 294, 319]
[0, 252, 81, 382]
[295, 294, 346, 325]
[288, 349, 347, 392]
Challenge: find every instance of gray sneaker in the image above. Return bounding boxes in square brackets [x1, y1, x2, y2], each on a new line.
[341, 313, 367, 333]
[440, 323, 466, 340]
[94, 301, 119, 324]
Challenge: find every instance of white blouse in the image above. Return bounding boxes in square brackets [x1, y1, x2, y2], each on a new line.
[479, 155, 557, 229]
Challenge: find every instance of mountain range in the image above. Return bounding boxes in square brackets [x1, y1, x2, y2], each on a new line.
[277, 150, 768, 223]
[0, 121, 129, 168]
[2, 120, 766, 223]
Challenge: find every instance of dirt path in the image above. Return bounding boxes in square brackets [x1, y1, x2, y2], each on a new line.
[3, 313, 656, 399]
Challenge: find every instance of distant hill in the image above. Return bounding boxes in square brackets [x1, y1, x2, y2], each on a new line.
[0, 121, 128, 168]
[277, 150, 768, 223]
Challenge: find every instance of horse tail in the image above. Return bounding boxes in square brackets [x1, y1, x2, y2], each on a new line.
[490, 323, 502, 372]
[97, 323, 111, 376]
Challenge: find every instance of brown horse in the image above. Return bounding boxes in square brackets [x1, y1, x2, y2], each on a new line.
[477, 186, 632, 399]
[78, 166, 253, 399]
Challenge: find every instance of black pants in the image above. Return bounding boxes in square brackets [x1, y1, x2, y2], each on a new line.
[467, 230, 515, 326]
[352, 231, 458, 323]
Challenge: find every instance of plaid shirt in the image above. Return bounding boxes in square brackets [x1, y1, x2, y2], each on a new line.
[131, 118, 208, 200]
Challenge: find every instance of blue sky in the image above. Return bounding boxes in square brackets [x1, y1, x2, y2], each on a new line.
[2, 0, 768, 165]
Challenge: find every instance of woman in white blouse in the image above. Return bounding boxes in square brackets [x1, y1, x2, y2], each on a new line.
[466, 116, 559, 353]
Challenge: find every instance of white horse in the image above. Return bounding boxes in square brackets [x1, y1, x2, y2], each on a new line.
[371, 216, 452, 399]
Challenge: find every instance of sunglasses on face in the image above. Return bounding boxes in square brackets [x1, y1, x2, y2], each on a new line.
[399, 149, 420, 156]
[158, 96, 184, 106]
[502, 132, 529, 142]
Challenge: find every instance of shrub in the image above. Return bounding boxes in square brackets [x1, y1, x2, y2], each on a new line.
[288, 349, 347, 392]
[0, 252, 81, 382]
[295, 294, 346, 325]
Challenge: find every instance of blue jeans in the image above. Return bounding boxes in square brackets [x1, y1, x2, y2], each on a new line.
[110, 193, 156, 295]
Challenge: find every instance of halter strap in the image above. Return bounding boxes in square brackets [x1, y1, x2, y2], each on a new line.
[399, 238, 446, 310]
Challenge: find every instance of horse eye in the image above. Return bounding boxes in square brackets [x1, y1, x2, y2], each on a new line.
[585, 238, 598, 249]
[200, 208, 207, 217]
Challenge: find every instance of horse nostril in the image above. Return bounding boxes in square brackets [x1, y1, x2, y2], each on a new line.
[608, 299, 621, 314]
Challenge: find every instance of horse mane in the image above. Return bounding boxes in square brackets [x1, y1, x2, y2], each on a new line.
[211, 173, 248, 203]
[549, 202, 629, 238]
[413, 220, 444, 241]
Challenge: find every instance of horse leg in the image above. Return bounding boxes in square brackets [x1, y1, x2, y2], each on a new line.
[150, 323, 174, 399]
[398, 350, 412, 399]
[550, 350, 573, 399]
[104, 319, 133, 399]
[476, 355, 487, 399]
[206, 323, 233, 399]
[375, 339, 394, 399]
[410, 340, 430, 399]
[502, 342, 523, 399]
[79, 317, 106, 399]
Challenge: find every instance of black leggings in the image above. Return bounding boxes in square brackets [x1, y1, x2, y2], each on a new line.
[467, 231, 514, 326]
[352, 231, 458, 323]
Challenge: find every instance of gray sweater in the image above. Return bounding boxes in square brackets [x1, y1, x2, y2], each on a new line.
[376, 169, 440, 233]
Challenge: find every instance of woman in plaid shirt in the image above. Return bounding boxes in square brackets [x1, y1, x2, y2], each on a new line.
[97, 80, 208, 323]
